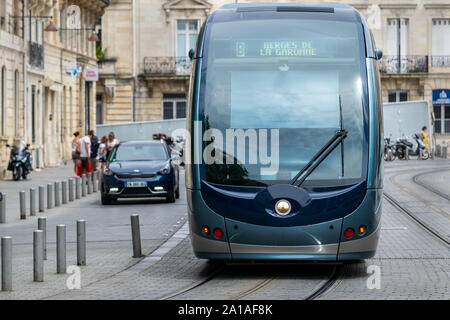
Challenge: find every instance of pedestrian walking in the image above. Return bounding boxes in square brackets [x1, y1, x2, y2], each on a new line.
[90, 130, 99, 172]
[106, 132, 119, 158]
[72, 132, 81, 175]
[79, 131, 93, 175]
[421, 126, 429, 151]
[98, 136, 108, 169]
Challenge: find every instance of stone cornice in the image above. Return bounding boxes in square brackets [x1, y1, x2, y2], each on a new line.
[163, 0, 212, 21]
[423, 3, 450, 9]
[379, 3, 418, 10]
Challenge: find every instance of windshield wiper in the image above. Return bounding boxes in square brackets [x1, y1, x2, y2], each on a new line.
[290, 96, 347, 187]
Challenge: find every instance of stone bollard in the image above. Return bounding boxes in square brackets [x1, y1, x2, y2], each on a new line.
[19, 191, 26, 220]
[130, 214, 142, 258]
[77, 220, 86, 266]
[75, 177, 81, 199]
[33, 230, 44, 282]
[1, 236, 12, 291]
[39, 186, 45, 212]
[47, 183, 54, 209]
[68, 178, 74, 202]
[62, 180, 68, 204]
[87, 173, 93, 195]
[54, 181, 61, 207]
[0, 193, 6, 224]
[56, 225, 66, 274]
[97, 171, 102, 193]
[93, 171, 98, 193]
[81, 174, 87, 197]
[30, 188, 37, 216]
[37, 217, 47, 260]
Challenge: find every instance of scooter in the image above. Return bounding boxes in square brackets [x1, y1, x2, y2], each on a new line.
[6, 140, 33, 180]
[395, 134, 429, 160]
[384, 137, 396, 161]
[408, 133, 429, 160]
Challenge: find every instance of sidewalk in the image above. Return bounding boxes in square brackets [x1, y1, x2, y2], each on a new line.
[0, 163, 77, 223]
[0, 166, 188, 299]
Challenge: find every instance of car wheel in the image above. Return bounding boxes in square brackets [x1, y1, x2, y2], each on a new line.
[166, 191, 175, 203]
[101, 192, 112, 205]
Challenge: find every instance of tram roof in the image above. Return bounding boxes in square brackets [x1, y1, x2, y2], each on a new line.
[216, 2, 362, 22]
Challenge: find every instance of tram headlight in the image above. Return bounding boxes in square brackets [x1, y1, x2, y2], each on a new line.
[275, 199, 291, 216]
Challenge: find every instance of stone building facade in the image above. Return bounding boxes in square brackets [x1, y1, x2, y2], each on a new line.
[0, 0, 109, 179]
[97, 0, 450, 153]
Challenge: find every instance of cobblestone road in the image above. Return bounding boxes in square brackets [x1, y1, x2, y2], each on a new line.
[1, 160, 449, 299]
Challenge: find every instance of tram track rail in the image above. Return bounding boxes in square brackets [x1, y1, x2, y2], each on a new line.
[384, 165, 450, 247]
[159, 262, 344, 300]
[383, 192, 450, 247]
[412, 170, 450, 202]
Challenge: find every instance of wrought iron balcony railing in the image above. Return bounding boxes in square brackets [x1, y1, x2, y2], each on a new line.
[29, 42, 44, 69]
[379, 55, 428, 74]
[142, 56, 192, 76]
[431, 56, 450, 68]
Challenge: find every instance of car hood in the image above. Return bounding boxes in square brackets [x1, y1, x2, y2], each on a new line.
[108, 160, 168, 173]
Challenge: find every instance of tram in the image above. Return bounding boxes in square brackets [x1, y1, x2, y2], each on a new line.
[186, 3, 383, 261]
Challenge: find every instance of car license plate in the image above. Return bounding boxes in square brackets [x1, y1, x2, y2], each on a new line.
[127, 181, 147, 188]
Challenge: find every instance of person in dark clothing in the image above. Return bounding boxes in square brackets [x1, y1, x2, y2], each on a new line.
[89, 130, 99, 172]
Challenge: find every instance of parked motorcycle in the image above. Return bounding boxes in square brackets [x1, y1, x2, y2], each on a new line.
[6, 140, 33, 181]
[384, 137, 396, 161]
[395, 134, 429, 160]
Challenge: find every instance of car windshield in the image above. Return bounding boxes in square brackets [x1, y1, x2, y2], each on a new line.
[110, 143, 168, 162]
[201, 14, 367, 186]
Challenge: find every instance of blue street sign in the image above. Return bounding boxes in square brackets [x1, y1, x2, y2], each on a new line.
[432, 89, 450, 104]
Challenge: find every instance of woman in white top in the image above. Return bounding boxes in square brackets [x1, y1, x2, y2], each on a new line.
[106, 132, 119, 158]
[97, 136, 108, 168]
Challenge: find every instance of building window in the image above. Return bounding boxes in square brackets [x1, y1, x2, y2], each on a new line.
[434, 105, 450, 134]
[432, 19, 450, 67]
[163, 93, 187, 120]
[386, 18, 409, 73]
[176, 20, 198, 73]
[1, 66, 5, 136]
[388, 90, 409, 103]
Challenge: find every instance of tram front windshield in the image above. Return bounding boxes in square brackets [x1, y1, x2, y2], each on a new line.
[201, 15, 367, 187]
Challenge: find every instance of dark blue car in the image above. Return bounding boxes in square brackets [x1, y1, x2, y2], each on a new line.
[100, 140, 180, 205]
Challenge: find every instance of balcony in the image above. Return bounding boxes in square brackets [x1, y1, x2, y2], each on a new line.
[98, 58, 117, 76]
[29, 42, 44, 69]
[379, 55, 428, 74]
[431, 56, 450, 68]
[142, 56, 192, 76]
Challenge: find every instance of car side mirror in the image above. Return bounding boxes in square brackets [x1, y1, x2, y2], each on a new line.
[375, 48, 383, 60]
[188, 48, 195, 61]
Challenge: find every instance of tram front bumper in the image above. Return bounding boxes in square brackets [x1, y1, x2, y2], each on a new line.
[188, 189, 382, 261]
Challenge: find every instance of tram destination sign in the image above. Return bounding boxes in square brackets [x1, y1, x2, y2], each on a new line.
[215, 38, 357, 59]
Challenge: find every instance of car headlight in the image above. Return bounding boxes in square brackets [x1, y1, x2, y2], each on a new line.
[159, 163, 170, 174]
[103, 168, 114, 176]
